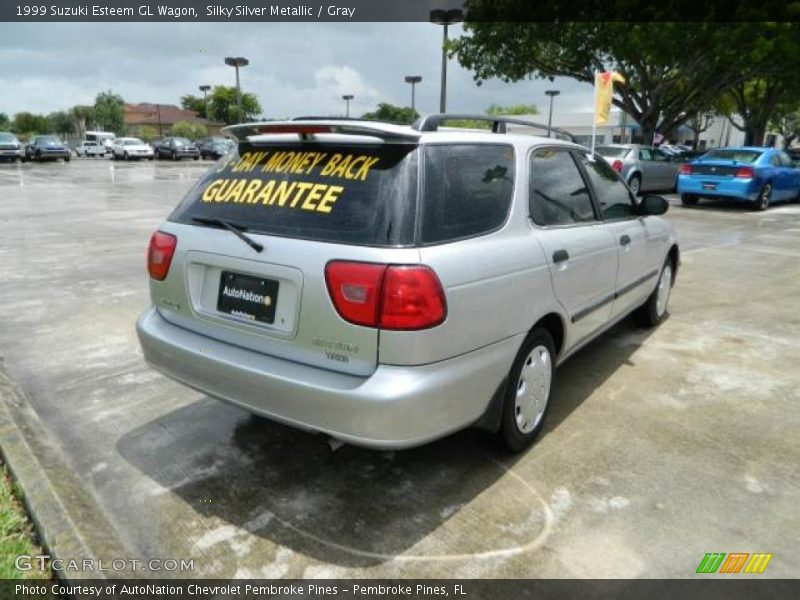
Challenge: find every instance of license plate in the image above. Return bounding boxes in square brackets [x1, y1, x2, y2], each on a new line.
[217, 271, 279, 324]
[702, 182, 717, 190]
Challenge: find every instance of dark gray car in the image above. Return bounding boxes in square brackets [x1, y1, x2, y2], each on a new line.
[596, 144, 680, 195]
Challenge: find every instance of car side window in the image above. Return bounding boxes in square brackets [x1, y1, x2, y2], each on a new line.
[639, 149, 653, 161]
[578, 152, 637, 220]
[529, 149, 597, 226]
[777, 152, 793, 167]
[653, 149, 670, 162]
[770, 154, 781, 167]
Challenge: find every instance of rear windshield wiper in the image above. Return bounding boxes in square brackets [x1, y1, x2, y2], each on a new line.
[191, 217, 263, 253]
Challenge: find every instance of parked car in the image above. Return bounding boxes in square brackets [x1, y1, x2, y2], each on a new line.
[137, 116, 679, 452]
[22, 135, 71, 162]
[75, 140, 105, 158]
[112, 137, 155, 161]
[595, 144, 680, 194]
[198, 137, 235, 160]
[0, 132, 23, 162]
[657, 143, 685, 157]
[678, 147, 800, 210]
[671, 149, 708, 163]
[154, 137, 200, 160]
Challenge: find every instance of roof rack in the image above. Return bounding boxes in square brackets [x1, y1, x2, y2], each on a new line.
[413, 113, 576, 142]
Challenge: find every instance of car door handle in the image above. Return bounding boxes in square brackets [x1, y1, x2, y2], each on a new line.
[553, 249, 569, 263]
[620, 235, 631, 246]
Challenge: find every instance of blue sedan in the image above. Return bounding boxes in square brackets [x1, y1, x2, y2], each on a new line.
[677, 147, 800, 210]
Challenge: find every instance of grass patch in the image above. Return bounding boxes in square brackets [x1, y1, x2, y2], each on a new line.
[0, 459, 50, 579]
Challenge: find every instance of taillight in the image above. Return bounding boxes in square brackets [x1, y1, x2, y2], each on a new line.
[147, 231, 177, 281]
[736, 166, 755, 178]
[679, 164, 692, 175]
[611, 160, 623, 173]
[325, 261, 447, 330]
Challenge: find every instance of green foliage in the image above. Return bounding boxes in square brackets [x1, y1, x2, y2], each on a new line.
[0, 113, 11, 131]
[181, 94, 207, 117]
[451, 13, 799, 143]
[70, 105, 95, 137]
[1, 463, 49, 579]
[208, 85, 262, 125]
[361, 103, 420, 124]
[48, 111, 76, 136]
[93, 90, 125, 134]
[130, 125, 159, 143]
[770, 103, 800, 148]
[486, 104, 538, 116]
[11, 112, 50, 137]
[170, 120, 208, 140]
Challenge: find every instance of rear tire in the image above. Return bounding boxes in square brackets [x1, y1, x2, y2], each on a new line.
[636, 257, 674, 327]
[681, 194, 698, 206]
[628, 174, 641, 196]
[755, 182, 771, 211]
[500, 328, 556, 453]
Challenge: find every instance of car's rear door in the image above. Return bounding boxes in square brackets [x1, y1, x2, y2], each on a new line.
[156, 140, 419, 377]
[528, 147, 618, 346]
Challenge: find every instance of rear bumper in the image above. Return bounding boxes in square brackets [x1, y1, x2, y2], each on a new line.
[677, 176, 760, 201]
[136, 307, 520, 449]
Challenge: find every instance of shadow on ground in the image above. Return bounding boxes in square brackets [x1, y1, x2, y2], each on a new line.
[117, 316, 656, 567]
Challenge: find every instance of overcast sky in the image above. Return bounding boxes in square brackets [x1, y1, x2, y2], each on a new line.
[0, 22, 595, 120]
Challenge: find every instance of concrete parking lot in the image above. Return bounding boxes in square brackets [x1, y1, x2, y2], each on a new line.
[0, 158, 798, 579]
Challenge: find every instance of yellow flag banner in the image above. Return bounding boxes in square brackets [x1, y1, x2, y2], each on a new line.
[594, 71, 625, 125]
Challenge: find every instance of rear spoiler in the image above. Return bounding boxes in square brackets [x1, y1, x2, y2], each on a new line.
[222, 120, 421, 143]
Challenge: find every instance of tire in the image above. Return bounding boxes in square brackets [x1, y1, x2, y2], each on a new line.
[628, 174, 642, 196]
[193, 156, 199, 161]
[755, 182, 771, 211]
[124, 152, 129, 161]
[636, 257, 674, 327]
[171, 150, 178, 161]
[681, 194, 698, 206]
[64, 156, 70, 162]
[500, 328, 556, 452]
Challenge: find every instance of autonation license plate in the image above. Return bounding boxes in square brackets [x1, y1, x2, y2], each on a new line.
[217, 270, 279, 324]
[702, 182, 717, 190]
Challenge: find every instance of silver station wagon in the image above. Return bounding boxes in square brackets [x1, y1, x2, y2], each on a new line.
[137, 115, 679, 451]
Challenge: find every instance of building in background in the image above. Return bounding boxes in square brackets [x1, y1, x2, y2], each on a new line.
[123, 103, 223, 139]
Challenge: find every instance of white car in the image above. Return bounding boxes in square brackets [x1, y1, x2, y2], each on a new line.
[112, 137, 154, 161]
[75, 140, 105, 158]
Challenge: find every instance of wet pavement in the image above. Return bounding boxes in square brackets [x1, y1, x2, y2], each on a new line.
[1, 158, 798, 578]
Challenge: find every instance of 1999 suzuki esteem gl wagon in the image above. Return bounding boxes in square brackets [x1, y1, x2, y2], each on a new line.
[136, 115, 679, 451]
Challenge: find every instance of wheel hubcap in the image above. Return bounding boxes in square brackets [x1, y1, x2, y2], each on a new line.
[514, 345, 552, 434]
[630, 178, 640, 194]
[760, 185, 771, 208]
[656, 264, 672, 317]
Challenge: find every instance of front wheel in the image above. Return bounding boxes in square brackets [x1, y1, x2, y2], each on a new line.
[636, 258, 674, 327]
[681, 194, 698, 206]
[755, 182, 771, 211]
[171, 150, 178, 161]
[500, 328, 556, 452]
[628, 174, 641, 196]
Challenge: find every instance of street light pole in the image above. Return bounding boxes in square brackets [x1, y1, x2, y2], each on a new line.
[430, 8, 463, 113]
[404, 76, 422, 112]
[224, 56, 249, 123]
[545, 90, 560, 138]
[199, 84, 211, 119]
[342, 94, 354, 118]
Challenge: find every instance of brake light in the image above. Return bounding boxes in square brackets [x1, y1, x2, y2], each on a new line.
[147, 231, 177, 281]
[736, 166, 755, 178]
[679, 164, 692, 175]
[611, 159, 623, 173]
[325, 262, 447, 330]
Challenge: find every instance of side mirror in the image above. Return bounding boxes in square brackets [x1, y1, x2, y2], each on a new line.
[639, 194, 669, 216]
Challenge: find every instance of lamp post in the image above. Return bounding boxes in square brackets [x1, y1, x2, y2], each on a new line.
[342, 94, 354, 118]
[545, 90, 560, 138]
[199, 84, 211, 119]
[404, 76, 422, 112]
[224, 56, 249, 123]
[430, 8, 463, 113]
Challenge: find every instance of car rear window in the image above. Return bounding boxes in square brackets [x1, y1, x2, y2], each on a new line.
[169, 142, 419, 246]
[703, 149, 762, 163]
[420, 144, 515, 244]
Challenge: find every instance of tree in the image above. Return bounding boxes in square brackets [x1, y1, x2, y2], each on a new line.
[180, 94, 206, 117]
[486, 104, 539, 116]
[71, 105, 96, 138]
[451, 14, 784, 144]
[129, 125, 159, 143]
[170, 120, 208, 140]
[48, 111, 76, 137]
[771, 103, 800, 149]
[361, 103, 419, 124]
[12, 112, 50, 137]
[0, 113, 10, 131]
[207, 86, 261, 125]
[687, 113, 715, 150]
[93, 90, 125, 134]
